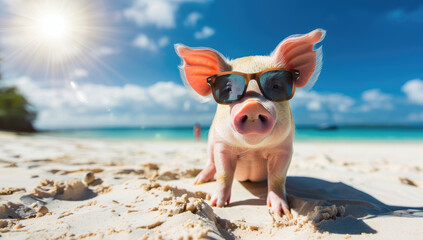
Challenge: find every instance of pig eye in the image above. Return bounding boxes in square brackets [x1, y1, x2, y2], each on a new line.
[270, 79, 282, 89]
[213, 74, 245, 103]
[260, 70, 294, 101]
[223, 82, 232, 92]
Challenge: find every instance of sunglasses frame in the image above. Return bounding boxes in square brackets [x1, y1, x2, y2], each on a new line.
[206, 68, 300, 104]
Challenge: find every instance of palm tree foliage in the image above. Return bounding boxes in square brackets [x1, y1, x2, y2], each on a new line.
[0, 61, 37, 132]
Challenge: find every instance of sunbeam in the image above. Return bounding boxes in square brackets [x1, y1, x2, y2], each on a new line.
[0, 0, 118, 82]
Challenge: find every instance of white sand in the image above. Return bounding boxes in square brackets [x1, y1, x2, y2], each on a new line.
[0, 132, 422, 239]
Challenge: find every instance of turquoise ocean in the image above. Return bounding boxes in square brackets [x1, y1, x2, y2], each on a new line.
[38, 126, 423, 142]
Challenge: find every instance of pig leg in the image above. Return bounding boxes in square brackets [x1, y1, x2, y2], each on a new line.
[194, 160, 216, 184]
[267, 152, 293, 218]
[194, 139, 216, 185]
[210, 143, 237, 207]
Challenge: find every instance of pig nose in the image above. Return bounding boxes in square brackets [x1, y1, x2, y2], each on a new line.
[233, 101, 274, 135]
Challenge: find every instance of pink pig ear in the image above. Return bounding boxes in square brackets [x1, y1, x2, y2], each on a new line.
[175, 44, 229, 97]
[272, 29, 326, 88]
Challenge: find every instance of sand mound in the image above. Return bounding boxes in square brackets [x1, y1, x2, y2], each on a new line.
[49, 168, 104, 175]
[287, 195, 346, 224]
[153, 194, 206, 216]
[152, 210, 229, 240]
[31, 179, 95, 201]
[116, 169, 145, 175]
[0, 187, 26, 195]
[0, 202, 36, 219]
[142, 186, 230, 239]
[156, 168, 203, 181]
[141, 180, 211, 200]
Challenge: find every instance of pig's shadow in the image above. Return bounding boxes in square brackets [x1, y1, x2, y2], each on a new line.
[229, 176, 423, 235]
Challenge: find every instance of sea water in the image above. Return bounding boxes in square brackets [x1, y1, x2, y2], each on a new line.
[38, 126, 423, 142]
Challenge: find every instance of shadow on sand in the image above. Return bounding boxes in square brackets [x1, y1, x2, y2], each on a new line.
[229, 176, 423, 235]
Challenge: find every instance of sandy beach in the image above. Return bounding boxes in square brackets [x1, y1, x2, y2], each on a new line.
[0, 132, 422, 239]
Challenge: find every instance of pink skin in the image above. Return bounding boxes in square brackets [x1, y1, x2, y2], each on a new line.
[195, 96, 295, 217]
[177, 29, 325, 218]
[266, 147, 293, 218]
[199, 120, 294, 217]
[232, 101, 274, 135]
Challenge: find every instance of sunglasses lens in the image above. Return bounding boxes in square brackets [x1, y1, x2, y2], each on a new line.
[260, 70, 294, 101]
[213, 74, 245, 103]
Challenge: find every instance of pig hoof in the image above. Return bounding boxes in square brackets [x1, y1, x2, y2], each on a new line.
[210, 192, 231, 207]
[194, 166, 216, 185]
[267, 191, 292, 219]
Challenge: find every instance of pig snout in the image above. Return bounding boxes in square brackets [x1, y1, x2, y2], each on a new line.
[232, 100, 274, 135]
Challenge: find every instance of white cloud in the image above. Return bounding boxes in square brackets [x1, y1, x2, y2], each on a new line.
[386, 4, 423, 22]
[158, 36, 170, 47]
[183, 101, 191, 111]
[94, 46, 119, 56]
[359, 88, 393, 111]
[72, 68, 89, 78]
[133, 34, 154, 50]
[293, 90, 355, 113]
[194, 26, 215, 39]
[307, 101, 322, 111]
[123, 0, 208, 28]
[124, 0, 176, 28]
[7, 77, 216, 129]
[408, 111, 423, 122]
[184, 12, 202, 26]
[133, 34, 169, 51]
[402, 79, 423, 105]
[9, 76, 419, 128]
[362, 88, 391, 102]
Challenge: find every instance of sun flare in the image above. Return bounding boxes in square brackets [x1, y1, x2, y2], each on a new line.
[1, 0, 107, 71]
[24, 2, 87, 61]
[36, 13, 71, 41]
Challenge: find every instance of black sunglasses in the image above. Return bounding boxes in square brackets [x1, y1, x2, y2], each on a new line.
[206, 68, 299, 104]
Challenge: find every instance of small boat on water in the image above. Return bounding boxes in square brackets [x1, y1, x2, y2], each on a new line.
[317, 123, 339, 131]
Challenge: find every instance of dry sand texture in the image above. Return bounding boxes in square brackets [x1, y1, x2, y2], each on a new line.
[0, 132, 423, 239]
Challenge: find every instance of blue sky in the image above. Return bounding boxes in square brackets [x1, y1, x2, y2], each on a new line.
[0, 0, 423, 129]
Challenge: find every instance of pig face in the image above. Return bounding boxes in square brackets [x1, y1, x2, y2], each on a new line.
[213, 57, 293, 147]
[176, 29, 325, 147]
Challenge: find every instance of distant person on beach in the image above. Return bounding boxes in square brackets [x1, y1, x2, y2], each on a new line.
[194, 124, 201, 141]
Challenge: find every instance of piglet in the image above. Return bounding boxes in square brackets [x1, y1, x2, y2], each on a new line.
[175, 29, 325, 217]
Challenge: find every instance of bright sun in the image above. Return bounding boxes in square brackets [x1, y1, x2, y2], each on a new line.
[36, 13, 71, 41]
[2, 0, 111, 79]
[3, 0, 97, 65]
[27, 3, 82, 59]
